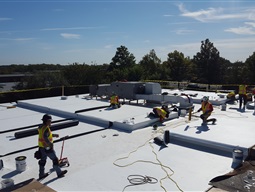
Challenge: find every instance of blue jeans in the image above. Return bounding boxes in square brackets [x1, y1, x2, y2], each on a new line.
[38, 147, 62, 177]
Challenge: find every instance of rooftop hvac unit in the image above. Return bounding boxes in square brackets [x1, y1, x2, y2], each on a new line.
[145, 82, 161, 94]
[89, 84, 111, 97]
[89, 85, 97, 96]
[111, 82, 145, 100]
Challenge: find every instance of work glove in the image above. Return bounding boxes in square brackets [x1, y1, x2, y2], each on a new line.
[46, 143, 53, 151]
[53, 134, 59, 138]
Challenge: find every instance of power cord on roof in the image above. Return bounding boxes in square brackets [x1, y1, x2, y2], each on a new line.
[122, 174, 158, 192]
[113, 127, 184, 192]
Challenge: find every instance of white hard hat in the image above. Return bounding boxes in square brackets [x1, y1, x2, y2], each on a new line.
[202, 96, 209, 102]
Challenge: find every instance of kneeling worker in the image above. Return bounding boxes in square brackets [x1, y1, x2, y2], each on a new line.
[150, 105, 170, 123]
[197, 96, 216, 125]
[110, 92, 120, 108]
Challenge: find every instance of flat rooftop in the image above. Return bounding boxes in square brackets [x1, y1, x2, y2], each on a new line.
[0, 90, 254, 191]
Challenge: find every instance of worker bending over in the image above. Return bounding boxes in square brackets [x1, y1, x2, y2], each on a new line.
[149, 105, 170, 123]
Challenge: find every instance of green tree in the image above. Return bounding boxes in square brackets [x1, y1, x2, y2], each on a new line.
[139, 49, 161, 80]
[165, 50, 192, 82]
[193, 39, 220, 84]
[244, 52, 255, 84]
[109, 45, 136, 70]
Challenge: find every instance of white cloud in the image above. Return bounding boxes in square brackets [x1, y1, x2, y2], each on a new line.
[14, 38, 35, 41]
[104, 44, 113, 49]
[60, 33, 80, 39]
[0, 18, 12, 21]
[225, 26, 255, 35]
[175, 29, 195, 35]
[245, 22, 255, 27]
[177, 3, 251, 22]
[53, 8, 64, 12]
[42, 27, 96, 31]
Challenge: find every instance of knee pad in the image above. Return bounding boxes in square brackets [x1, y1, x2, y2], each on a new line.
[38, 160, 46, 166]
[53, 158, 59, 166]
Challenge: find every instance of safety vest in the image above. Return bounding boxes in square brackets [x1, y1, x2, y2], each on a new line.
[155, 108, 167, 118]
[110, 96, 118, 104]
[201, 102, 212, 115]
[239, 85, 246, 95]
[38, 125, 53, 148]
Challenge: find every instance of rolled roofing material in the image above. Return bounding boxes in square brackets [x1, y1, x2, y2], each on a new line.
[14, 119, 79, 139]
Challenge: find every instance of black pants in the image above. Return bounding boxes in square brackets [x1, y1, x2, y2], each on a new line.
[239, 94, 247, 109]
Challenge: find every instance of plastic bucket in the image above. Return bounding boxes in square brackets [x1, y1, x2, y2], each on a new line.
[1, 178, 14, 189]
[232, 149, 243, 165]
[180, 109, 187, 117]
[15, 156, 27, 172]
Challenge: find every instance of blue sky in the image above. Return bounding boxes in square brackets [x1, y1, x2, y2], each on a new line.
[0, 0, 255, 65]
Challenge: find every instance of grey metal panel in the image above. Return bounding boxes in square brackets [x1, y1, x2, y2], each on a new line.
[145, 82, 161, 94]
[89, 85, 97, 96]
[111, 82, 145, 99]
[96, 84, 111, 97]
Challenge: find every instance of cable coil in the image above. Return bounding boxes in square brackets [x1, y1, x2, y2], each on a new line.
[127, 175, 158, 185]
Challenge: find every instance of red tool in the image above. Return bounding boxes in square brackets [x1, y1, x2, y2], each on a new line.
[59, 135, 70, 167]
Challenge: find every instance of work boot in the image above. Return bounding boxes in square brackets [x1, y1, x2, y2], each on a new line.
[201, 120, 207, 126]
[39, 173, 49, 180]
[58, 170, 68, 178]
[212, 119, 217, 124]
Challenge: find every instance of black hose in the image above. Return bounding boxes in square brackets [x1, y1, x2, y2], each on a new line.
[0, 127, 108, 158]
[75, 105, 110, 113]
[0, 118, 76, 135]
[14, 120, 79, 139]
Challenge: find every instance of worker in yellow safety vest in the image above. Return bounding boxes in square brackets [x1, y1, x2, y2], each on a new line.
[110, 93, 120, 108]
[149, 105, 170, 123]
[37, 114, 67, 179]
[238, 84, 247, 111]
[197, 96, 216, 125]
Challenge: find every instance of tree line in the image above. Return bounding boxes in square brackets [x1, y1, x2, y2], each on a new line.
[1, 38, 255, 90]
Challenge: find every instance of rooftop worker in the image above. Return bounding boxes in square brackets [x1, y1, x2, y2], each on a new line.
[38, 114, 67, 179]
[238, 84, 247, 111]
[226, 91, 236, 104]
[197, 96, 216, 125]
[149, 105, 170, 123]
[110, 92, 120, 109]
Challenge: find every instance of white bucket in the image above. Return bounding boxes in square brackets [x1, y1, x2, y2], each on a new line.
[15, 156, 27, 172]
[232, 149, 243, 165]
[180, 109, 187, 117]
[1, 178, 14, 189]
